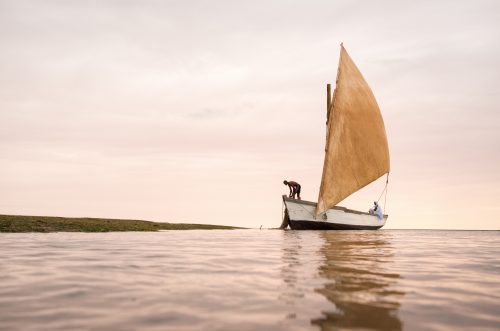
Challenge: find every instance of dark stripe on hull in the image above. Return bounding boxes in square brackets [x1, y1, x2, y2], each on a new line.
[289, 220, 383, 230]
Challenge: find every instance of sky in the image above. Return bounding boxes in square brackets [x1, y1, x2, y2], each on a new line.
[1, 0, 499, 229]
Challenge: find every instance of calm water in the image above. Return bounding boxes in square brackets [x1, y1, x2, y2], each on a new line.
[1, 230, 499, 331]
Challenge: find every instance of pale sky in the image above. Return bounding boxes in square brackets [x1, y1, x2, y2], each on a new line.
[1, 0, 499, 229]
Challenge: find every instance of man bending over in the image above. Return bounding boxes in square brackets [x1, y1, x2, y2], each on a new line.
[283, 180, 301, 200]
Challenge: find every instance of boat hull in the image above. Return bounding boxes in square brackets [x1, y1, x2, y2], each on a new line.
[282, 196, 387, 230]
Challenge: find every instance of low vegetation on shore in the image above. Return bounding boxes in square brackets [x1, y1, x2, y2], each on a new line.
[0, 214, 238, 233]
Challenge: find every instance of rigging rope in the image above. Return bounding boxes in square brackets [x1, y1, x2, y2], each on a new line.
[296, 200, 316, 218]
[376, 173, 389, 214]
[376, 173, 389, 203]
[384, 179, 389, 214]
[282, 199, 285, 222]
[284, 194, 317, 219]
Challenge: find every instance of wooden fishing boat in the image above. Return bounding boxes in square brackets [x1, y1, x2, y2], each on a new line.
[281, 44, 390, 230]
[282, 195, 387, 230]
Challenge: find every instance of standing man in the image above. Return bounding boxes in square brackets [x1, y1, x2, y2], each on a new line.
[283, 180, 301, 200]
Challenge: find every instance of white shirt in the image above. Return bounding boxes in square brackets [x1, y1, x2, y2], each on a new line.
[370, 204, 384, 220]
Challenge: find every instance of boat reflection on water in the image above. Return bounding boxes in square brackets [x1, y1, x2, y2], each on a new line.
[312, 231, 404, 330]
[279, 231, 327, 325]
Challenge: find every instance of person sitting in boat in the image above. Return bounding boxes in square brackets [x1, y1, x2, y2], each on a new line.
[369, 201, 383, 220]
[283, 180, 301, 200]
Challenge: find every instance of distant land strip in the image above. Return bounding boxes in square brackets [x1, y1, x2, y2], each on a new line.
[0, 214, 240, 232]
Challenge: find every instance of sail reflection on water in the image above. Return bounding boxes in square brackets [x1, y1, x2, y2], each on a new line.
[312, 231, 404, 330]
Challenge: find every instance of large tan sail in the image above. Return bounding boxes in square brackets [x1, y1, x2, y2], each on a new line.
[316, 46, 390, 216]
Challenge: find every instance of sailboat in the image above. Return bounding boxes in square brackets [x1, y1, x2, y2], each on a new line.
[281, 44, 390, 230]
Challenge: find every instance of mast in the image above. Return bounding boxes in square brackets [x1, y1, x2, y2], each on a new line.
[326, 83, 331, 123]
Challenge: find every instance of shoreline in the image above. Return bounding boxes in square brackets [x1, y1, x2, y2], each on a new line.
[0, 214, 239, 233]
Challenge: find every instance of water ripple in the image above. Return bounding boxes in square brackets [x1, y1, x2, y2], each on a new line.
[0, 230, 499, 330]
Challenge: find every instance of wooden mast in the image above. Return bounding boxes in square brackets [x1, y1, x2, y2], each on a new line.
[326, 83, 331, 123]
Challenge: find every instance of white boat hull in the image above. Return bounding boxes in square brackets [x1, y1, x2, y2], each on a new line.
[282, 196, 387, 230]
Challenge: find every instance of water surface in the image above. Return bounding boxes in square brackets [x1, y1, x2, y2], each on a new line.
[1, 230, 499, 330]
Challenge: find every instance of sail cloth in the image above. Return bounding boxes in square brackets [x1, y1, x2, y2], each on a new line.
[316, 46, 390, 216]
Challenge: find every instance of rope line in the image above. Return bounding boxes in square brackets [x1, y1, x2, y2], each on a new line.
[384, 180, 389, 214]
[377, 173, 389, 214]
[296, 200, 316, 218]
[284, 195, 316, 219]
[376, 173, 389, 203]
[280, 198, 286, 229]
[376, 185, 387, 204]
